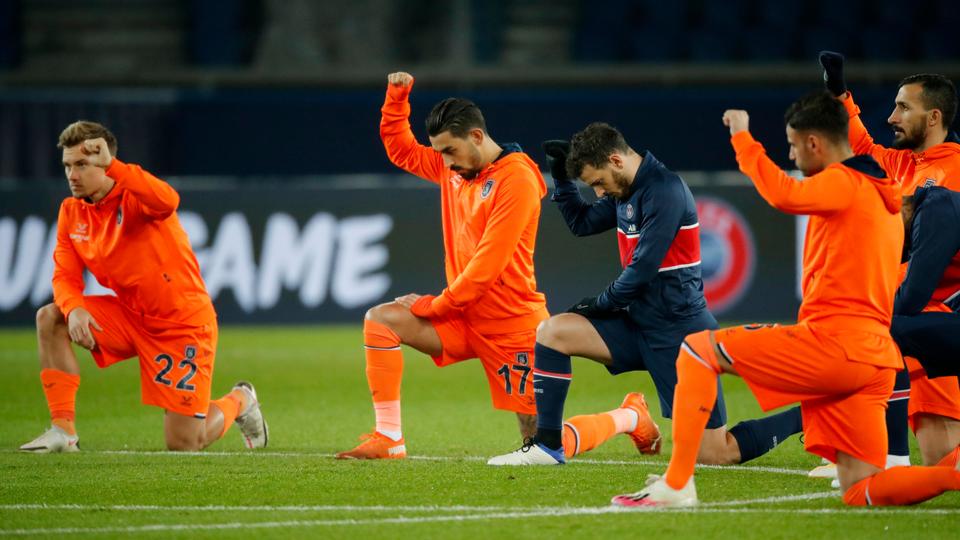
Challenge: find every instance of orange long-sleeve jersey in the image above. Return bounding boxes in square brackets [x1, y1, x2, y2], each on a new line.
[732, 131, 903, 368]
[380, 80, 548, 334]
[843, 93, 960, 194]
[52, 159, 215, 329]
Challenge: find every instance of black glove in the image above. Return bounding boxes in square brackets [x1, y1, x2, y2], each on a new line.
[818, 50, 847, 97]
[542, 139, 572, 184]
[566, 296, 618, 319]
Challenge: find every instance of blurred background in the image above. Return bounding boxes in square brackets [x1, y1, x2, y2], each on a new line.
[2, 0, 959, 326]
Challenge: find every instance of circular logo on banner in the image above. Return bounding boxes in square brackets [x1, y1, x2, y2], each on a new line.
[696, 197, 755, 314]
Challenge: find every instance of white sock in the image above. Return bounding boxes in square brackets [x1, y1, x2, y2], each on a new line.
[377, 429, 402, 441]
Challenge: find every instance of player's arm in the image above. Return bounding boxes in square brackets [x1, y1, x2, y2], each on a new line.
[379, 72, 447, 184]
[51, 205, 87, 319]
[841, 93, 906, 174]
[725, 112, 857, 215]
[544, 139, 617, 235]
[51, 205, 102, 349]
[81, 138, 179, 219]
[594, 180, 685, 311]
[422, 168, 542, 317]
[105, 159, 180, 219]
[552, 180, 618, 236]
[895, 199, 960, 315]
[818, 52, 903, 176]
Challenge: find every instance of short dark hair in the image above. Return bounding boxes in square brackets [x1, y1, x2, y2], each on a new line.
[898, 73, 958, 128]
[426, 98, 486, 138]
[57, 120, 118, 155]
[783, 90, 849, 143]
[566, 122, 631, 179]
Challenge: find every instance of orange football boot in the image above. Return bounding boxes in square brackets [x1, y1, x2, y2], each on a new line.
[335, 431, 407, 459]
[621, 392, 662, 455]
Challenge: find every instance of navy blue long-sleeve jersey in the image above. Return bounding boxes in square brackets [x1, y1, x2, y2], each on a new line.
[552, 151, 716, 348]
[895, 186, 960, 315]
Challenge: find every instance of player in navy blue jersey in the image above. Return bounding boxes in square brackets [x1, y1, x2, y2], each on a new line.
[488, 122, 802, 465]
[889, 186, 960, 467]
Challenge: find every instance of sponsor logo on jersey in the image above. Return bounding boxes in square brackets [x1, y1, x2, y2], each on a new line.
[697, 197, 755, 314]
[481, 179, 495, 199]
[923, 178, 936, 188]
[70, 223, 90, 242]
[116, 208, 123, 225]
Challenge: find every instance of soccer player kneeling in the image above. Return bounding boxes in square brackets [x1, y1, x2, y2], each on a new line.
[19, 121, 267, 453]
[612, 92, 960, 508]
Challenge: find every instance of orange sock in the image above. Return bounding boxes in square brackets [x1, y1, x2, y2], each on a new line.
[563, 414, 617, 458]
[364, 319, 404, 437]
[842, 466, 960, 506]
[209, 389, 244, 439]
[936, 446, 960, 468]
[40, 368, 80, 435]
[664, 331, 721, 490]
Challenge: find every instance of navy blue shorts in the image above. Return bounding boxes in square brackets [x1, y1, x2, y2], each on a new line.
[588, 314, 728, 429]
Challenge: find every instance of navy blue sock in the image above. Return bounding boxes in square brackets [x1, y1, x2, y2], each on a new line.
[886, 368, 911, 457]
[532, 342, 571, 451]
[729, 406, 803, 463]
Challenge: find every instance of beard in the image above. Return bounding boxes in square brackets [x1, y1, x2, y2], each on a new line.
[612, 170, 634, 200]
[891, 122, 927, 150]
[455, 167, 482, 180]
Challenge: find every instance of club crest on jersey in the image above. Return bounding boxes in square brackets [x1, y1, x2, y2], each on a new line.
[515, 352, 529, 365]
[481, 179, 495, 199]
[625, 204, 635, 219]
[697, 197, 756, 314]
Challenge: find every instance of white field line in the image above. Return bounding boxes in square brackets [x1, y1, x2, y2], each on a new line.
[0, 491, 837, 514]
[24, 450, 808, 476]
[3, 501, 960, 536]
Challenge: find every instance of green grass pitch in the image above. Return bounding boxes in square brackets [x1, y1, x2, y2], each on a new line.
[1, 325, 958, 539]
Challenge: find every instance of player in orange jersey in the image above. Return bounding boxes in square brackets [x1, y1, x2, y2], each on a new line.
[817, 51, 960, 472]
[612, 92, 960, 508]
[19, 121, 267, 453]
[336, 72, 661, 460]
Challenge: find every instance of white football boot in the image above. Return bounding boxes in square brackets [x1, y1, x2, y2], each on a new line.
[233, 381, 268, 449]
[808, 458, 838, 479]
[611, 474, 698, 508]
[487, 439, 565, 466]
[19, 426, 79, 453]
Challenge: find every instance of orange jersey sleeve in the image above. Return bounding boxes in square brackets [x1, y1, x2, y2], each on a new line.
[730, 131, 857, 215]
[439, 162, 542, 311]
[379, 79, 447, 184]
[105, 159, 180, 219]
[51, 203, 88, 318]
[842, 93, 903, 167]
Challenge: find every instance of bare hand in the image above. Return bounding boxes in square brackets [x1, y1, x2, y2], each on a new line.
[722, 110, 750, 136]
[387, 72, 414, 87]
[394, 293, 422, 309]
[81, 138, 113, 169]
[67, 307, 102, 350]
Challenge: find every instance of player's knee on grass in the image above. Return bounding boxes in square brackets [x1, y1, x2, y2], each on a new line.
[36, 303, 66, 335]
[696, 428, 741, 465]
[164, 414, 206, 451]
